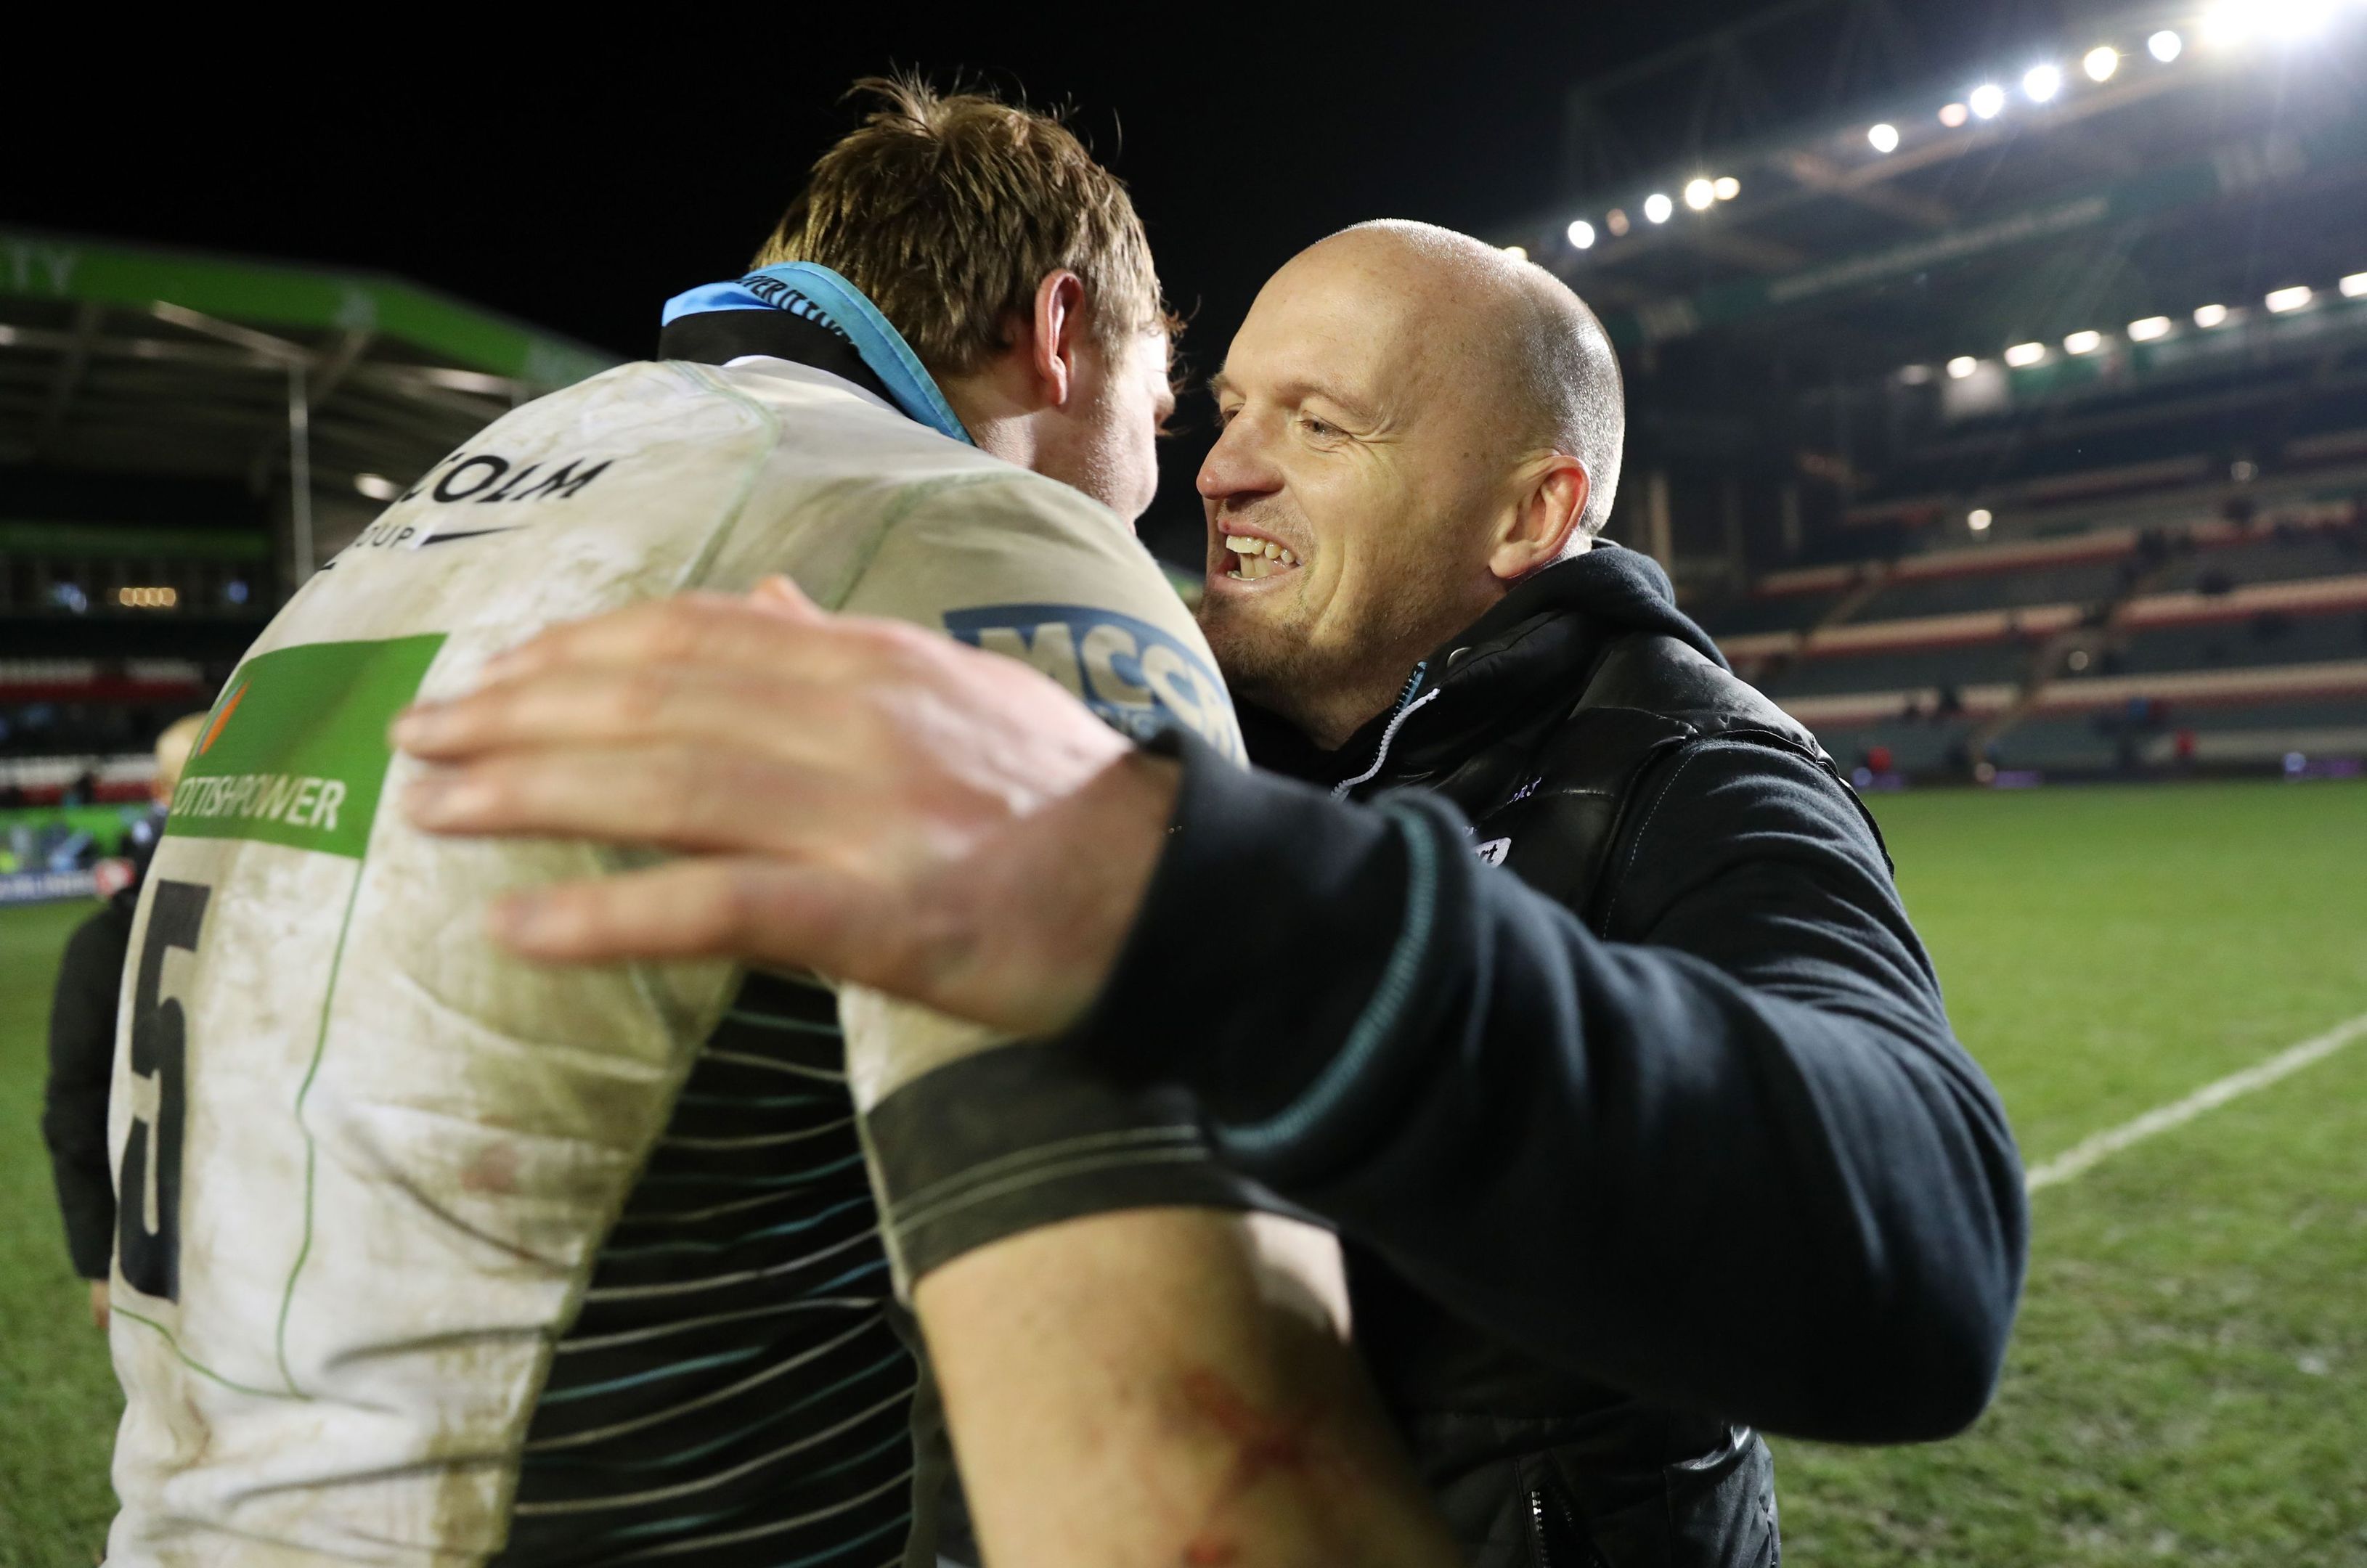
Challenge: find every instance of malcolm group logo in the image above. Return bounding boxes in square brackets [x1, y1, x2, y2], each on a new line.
[942, 604, 1242, 764]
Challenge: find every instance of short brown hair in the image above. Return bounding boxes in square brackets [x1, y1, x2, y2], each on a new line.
[753, 76, 1168, 377]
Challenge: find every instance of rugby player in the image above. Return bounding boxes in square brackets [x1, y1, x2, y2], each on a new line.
[105, 84, 1454, 1567]
[401, 222, 2026, 1566]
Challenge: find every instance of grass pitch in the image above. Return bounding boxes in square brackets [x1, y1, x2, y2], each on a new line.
[1, 781, 2363, 1564]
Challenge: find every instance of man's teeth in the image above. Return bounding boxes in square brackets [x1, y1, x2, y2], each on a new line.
[1223, 535, 1298, 580]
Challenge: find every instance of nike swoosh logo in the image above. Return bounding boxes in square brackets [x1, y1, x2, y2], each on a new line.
[419, 527, 526, 546]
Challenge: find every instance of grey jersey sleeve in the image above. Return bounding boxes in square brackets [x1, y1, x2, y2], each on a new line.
[830, 473, 1262, 1294]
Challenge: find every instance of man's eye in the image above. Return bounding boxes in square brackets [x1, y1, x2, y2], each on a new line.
[1301, 415, 1340, 440]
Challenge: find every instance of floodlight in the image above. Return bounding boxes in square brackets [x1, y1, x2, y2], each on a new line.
[1714, 176, 1741, 200]
[1947, 356, 1981, 380]
[2085, 46, 2121, 81]
[2201, 4, 2249, 44]
[1645, 192, 1675, 224]
[1567, 220, 1597, 250]
[1939, 102, 1971, 128]
[2005, 341, 2048, 367]
[1868, 123, 1901, 153]
[2341, 272, 2367, 298]
[2261, 0, 2338, 38]
[354, 473, 400, 501]
[2064, 330, 2104, 355]
[1969, 508, 1995, 531]
[2266, 285, 2313, 313]
[2148, 30, 2184, 62]
[2024, 64, 2064, 103]
[1606, 208, 1631, 237]
[1503, 245, 1528, 261]
[2128, 316, 2173, 341]
[1970, 83, 2008, 119]
[1684, 179, 1716, 212]
[2194, 303, 2231, 327]
[1898, 364, 1935, 385]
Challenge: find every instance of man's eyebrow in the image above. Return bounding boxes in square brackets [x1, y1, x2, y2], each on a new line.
[1205, 370, 1384, 425]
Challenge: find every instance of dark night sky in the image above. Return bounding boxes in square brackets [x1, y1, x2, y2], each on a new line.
[13, 9, 1771, 560]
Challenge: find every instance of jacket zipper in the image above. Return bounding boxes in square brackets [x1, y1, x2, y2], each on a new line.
[1527, 1487, 1557, 1568]
[1332, 663, 1438, 800]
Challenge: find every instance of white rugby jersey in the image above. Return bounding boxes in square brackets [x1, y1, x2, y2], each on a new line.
[105, 353, 1239, 1565]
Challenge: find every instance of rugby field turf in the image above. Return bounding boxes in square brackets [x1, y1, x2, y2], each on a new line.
[1, 780, 2361, 1564]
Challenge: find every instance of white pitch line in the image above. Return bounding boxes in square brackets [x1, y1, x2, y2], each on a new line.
[2026, 1010, 2367, 1193]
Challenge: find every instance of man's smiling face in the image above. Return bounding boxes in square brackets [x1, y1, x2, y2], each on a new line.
[1193, 232, 1534, 748]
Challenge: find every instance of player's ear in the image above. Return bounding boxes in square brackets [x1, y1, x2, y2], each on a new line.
[1027, 270, 1086, 410]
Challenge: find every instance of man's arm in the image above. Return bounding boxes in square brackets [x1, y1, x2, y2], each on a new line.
[399, 565, 1462, 1566]
[392, 587, 2024, 1446]
[1064, 735, 2026, 1443]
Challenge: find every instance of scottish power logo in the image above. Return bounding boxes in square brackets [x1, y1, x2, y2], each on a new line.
[168, 634, 447, 859]
[944, 605, 1241, 764]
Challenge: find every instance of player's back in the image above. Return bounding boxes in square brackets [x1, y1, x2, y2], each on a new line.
[106, 355, 1237, 1565]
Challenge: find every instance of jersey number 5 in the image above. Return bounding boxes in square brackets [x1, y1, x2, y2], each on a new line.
[118, 879, 210, 1302]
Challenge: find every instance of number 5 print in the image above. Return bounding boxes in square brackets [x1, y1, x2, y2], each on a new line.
[119, 880, 209, 1301]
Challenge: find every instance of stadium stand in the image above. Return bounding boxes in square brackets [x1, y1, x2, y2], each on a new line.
[1, 233, 608, 893]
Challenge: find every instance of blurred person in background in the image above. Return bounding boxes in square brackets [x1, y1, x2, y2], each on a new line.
[99, 78, 1452, 1568]
[44, 711, 204, 1333]
[402, 221, 2029, 1568]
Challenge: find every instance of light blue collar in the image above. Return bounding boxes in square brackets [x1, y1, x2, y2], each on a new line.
[661, 262, 970, 444]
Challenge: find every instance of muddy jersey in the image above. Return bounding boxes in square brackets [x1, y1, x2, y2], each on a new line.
[105, 355, 1241, 1566]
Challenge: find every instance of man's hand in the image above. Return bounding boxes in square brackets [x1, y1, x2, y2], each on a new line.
[393, 577, 1176, 1038]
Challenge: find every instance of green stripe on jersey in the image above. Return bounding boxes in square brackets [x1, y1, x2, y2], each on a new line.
[168, 634, 444, 859]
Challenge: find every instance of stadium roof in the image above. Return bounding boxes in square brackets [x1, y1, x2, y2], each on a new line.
[1500, 1, 2367, 376]
[0, 230, 616, 545]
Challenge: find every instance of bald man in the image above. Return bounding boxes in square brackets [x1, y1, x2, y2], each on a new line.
[399, 221, 2027, 1568]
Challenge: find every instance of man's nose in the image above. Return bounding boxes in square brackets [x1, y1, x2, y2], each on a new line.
[1197, 416, 1280, 505]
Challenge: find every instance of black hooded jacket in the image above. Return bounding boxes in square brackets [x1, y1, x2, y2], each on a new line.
[1062, 545, 2027, 1567]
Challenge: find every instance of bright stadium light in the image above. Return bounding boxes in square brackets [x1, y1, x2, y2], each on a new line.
[2005, 341, 2048, 367]
[2202, 4, 2250, 44]
[354, 473, 400, 501]
[1969, 508, 1995, 531]
[1868, 122, 1902, 153]
[2085, 46, 2122, 81]
[2342, 272, 2367, 298]
[2267, 285, 2314, 313]
[1567, 219, 1597, 250]
[2195, 303, 2232, 327]
[2064, 330, 2104, 355]
[1714, 176, 1741, 200]
[1503, 245, 1528, 261]
[1939, 102, 1971, 128]
[2148, 30, 2184, 62]
[2129, 315, 2174, 341]
[1970, 83, 2008, 119]
[1947, 355, 1981, 380]
[1645, 192, 1675, 224]
[1684, 178, 1717, 211]
[2262, 0, 2339, 38]
[2024, 64, 2064, 102]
